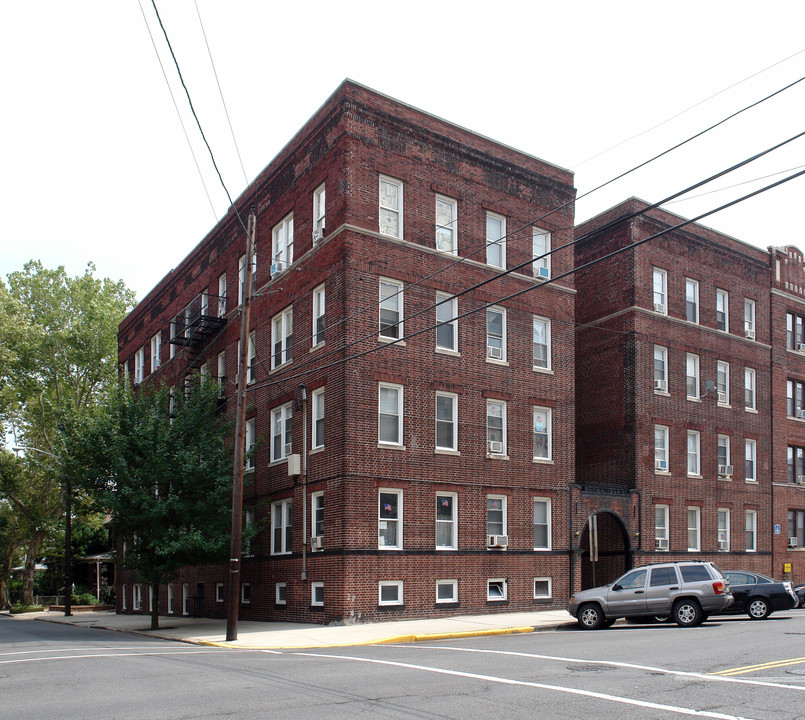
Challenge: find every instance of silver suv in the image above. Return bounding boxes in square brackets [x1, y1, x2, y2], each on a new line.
[568, 561, 733, 629]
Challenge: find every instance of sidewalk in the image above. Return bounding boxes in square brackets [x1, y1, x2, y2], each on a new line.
[13, 608, 575, 649]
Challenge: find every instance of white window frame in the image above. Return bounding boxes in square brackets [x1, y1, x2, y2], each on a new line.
[654, 345, 668, 392]
[717, 434, 731, 474]
[652, 267, 667, 314]
[271, 306, 293, 369]
[311, 388, 324, 450]
[532, 316, 551, 371]
[151, 332, 161, 371]
[717, 508, 730, 552]
[245, 418, 256, 471]
[486, 211, 506, 269]
[655, 505, 669, 552]
[247, 332, 256, 384]
[435, 195, 457, 254]
[271, 498, 292, 555]
[122, 584, 127, 611]
[717, 361, 729, 405]
[379, 175, 403, 239]
[655, 425, 669, 472]
[716, 288, 729, 332]
[687, 507, 701, 552]
[243, 509, 255, 557]
[182, 583, 190, 616]
[745, 438, 757, 482]
[217, 351, 226, 396]
[379, 278, 403, 341]
[533, 498, 551, 550]
[487, 578, 508, 601]
[533, 577, 552, 599]
[532, 227, 551, 279]
[167, 584, 174, 614]
[436, 579, 458, 604]
[687, 430, 701, 476]
[486, 400, 507, 457]
[685, 278, 699, 323]
[241, 583, 251, 605]
[275, 582, 287, 605]
[435, 293, 458, 352]
[313, 183, 326, 238]
[378, 580, 403, 606]
[486, 494, 507, 539]
[745, 509, 757, 552]
[271, 402, 293, 462]
[435, 492, 458, 550]
[169, 320, 176, 359]
[238, 252, 256, 306]
[133, 583, 142, 611]
[311, 491, 324, 544]
[686, 353, 700, 399]
[311, 582, 324, 607]
[215, 583, 224, 603]
[272, 213, 294, 274]
[378, 489, 402, 550]
[744, 298, 756, 339]
[134, 347, 145, 385]
[532, 407, 552, 461]
[486, 306, 506, 362]
[378, 383, 403, 446]
[312, 284, 325, 347]
[435, 392, 458, 452]
[745, 367, 756, 411]
[217, 272, 227, 317]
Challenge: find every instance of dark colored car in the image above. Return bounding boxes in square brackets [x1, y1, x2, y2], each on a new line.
[719, 571, 798, 619]
[794, 584, 804, 607]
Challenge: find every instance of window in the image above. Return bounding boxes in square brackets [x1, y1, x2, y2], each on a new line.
[121, 584, 127, 610]
[378, 383, 403, 446]
[247, 332, 256, 384]
[744, 298, 755, 339]
[655, 505, 669, 551]
[272, 213, 294, 274]
[486, 307, 506, 361]
[215, 583, 224, 603]
[169, 320, 176, 359]
[243, 510, 255, 556]
[182, 583, 190, 615]
[717, 435, 731, 475]
[435, 195, 457, 254]
[652, 267, 667, 314]
[123, 360, 129, 381]
[311, 491, 324, 544]
[378, 581, 403, 606]
[687, 507, 701, 551]
[787, 311, 805, 350]
[217, 351, 226, 396]
[686, 354, 699, 399]
[744, 367, 756, 410]
[533, 578, 552, 599]
[687, 430, 701, 476]
[716, 289, 729, 332]
[275, 582, 287, 605]
[745, 439, 757, 482]
[486, 495, 507, 539]
[133, 584, 142, 610]
[436, 579, 458, 604]
[435, 392, 457, 451]
[486, 211, 506, 268]
[787, 379, 805, 417]
[486, 400, 506, 456]
[238, 252, 256, 306]
[313, 184, 326, 239]
[311, 388, 324, 449]
[745, 510, 757, 552]
[379, 279, 403, 340]
[789, 509, 805, 548]
[788, 445, 805, 484]
[151, 332, 161, 371]
[435, 492, 457, 549]
[379, 176, 403, 238]
[435, 293, 457, 352]
[312, 284, 325, 347]
[245, 418, 256, 470]
[378, 489, 402, 549]
[532, 316, 551, 370]
[717, 509, 730, 552]
[532, 227, 551, 278]
[167, 584, 174, 614]
[654, 345, 668, 392]
[271, 307, 293, 368]
[217, 273, 227, 317]
[134, 347, 145, 385]
[716, 361, 729, 405]
[654, 425, 669, 472]
[271, 498, 292, 555]
[685, 279, 699, 323]
[532, 407, 551, 460]
[241, 583, 251, 604]
[271, 403, 292, 462]
[487, 578, 507, 601]
[311, 582, 324, 607]
[533, 498, 551, 550]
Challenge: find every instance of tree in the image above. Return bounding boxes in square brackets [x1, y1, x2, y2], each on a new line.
[0, 493, 24, 609]
[65, 379, 233, 630]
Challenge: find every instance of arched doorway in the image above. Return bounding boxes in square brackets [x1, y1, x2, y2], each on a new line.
[579, 511, 631, 590]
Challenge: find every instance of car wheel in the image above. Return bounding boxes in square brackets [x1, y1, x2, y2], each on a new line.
[672, 599, 703, 627]
[578, 603, 606, 630]
[747, 597, 771, 620]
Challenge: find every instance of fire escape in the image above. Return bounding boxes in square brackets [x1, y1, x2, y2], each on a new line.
[169, 292, 228, 369]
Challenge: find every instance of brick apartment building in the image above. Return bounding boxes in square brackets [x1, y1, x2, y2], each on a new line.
[116, 80, 577, 623]
[574, 199, 804, 589]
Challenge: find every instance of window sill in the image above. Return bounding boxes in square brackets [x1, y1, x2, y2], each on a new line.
[309, 446, 324, 455]
[486, 357, 509, 367]
[377, 443, 406, 451]
[435, 601, 460, 608]
[655, 470, 671, 476]
[717, 403, 732, 409]
[745, 479, 759, 485]
[486, 599, 510, 605]
[269, 361, 292, 375]
[532, 547, 551, 552]
[487, 453, 510, 461]
[244, 467, 255, 474]
[687, 396, 702, 403]
[310, 341, 325, 353]
[745, 407, 758, 414]
[654, 390, 670, 397]
[532, 366, 553, 375]
[435, 448, 460, 456]
[378, 336, 406, 347]
[268, 458, 289, 467]
[532, 457, 553, 465]
[687, 474, 703, 480]
[717, 476, 732, 482]
[435, 347, 460, 357]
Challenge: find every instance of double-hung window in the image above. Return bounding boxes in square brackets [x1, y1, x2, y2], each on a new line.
[745, 510, 757, 552]
[486, 400, 506, 456]
[271, 403, 292, 462]
[217, 351, 226, 396]
[378, 489, 402, 549]
[686, 354, 700, 399]
[787, 379, 805, 417]
[687, 430, 701, 476]
[378, 383, 403, 446]
[745, 439, 757, 482]
[435, 392, 457, 452]
[247, 332, 256, 384]
[654, 345, 668, 392]
[435, 293, 457, 352]
[655, 505, 669, 551]
[533, 407, 551, 460]
[533, 498, 551, 550]
[244, 418, 255, 470]
[655, 425, 669, 472]
[717, 509, 730, 552]
[532, 227, 551, 279]
[151, 332, 161, 371]
[487, 495, 507, 540]
[788, 445, 805, 484]
[685, 279, 699, 323]
[313, 184, 326, 241]
[311, 491, 324, 544]
[717, 435, 731, 475]
[716, 289, 729, 332]
[787, 311, 805, 350]
[243, 510, 255, 556]
[379, 278, 403, 340]
[271, 498, 292, 555]
[744, 298, 755, 339]
[532, 316, 551, 370]
[217, 273, 227, 317]
[272, 307, 293, 368]
[486, 307, 506, 361]
[744, 368, 756, 410]
[379, 176, 403, 238]
[486, 212, 506, 268]
[789, 510, 805, 549]
[311, 388, 324, 449]
[435, 195, 457, 254]
[652, 267, 667, 314]
[716, 361, 729, 405]
[238, 249, 256, 304]
[312, 284, 325, 347]
[687, 507, 701, 551]
[435, 492, 457, 549]
[272, 214, 294, 274]
[134, 347, 145, 385]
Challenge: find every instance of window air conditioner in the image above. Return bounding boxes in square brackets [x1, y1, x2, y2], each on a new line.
[745, 327, 755, 340]
[655, 538, 668, 551]
[654, 379, 667, 392]
[537, 265, 550, 279]
[789, 537, 799, 548]
[488, 535, 509, 548]
[310, 536, 323, 550]
[717, 392, 727, 404]
[718, 540, 729, 551]
[488, 441, 504, 455]
[487, 346, 503, 360]
[270, 261, 288, 276]
[798, 343, 805, 352]
[718, 464, 733, 477]
[312, 228, 324, 243]
[797, 475, 805, 485]
[654, 303, 666, 314]
[655, 459, 667, 471]
[284, 443, 292, 457]
[798, 410, 805, 419]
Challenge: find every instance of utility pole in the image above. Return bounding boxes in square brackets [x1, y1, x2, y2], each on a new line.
[226, 207, 256, 642]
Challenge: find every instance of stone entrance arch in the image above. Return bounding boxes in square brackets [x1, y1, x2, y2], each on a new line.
[579, 511, 631, 590]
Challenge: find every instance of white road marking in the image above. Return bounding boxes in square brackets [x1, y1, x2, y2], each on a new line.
[0, 649, 243, 665]
[0, 645, 184, 657]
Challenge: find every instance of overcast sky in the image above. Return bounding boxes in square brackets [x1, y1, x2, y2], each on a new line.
[2, 1, 804, 302]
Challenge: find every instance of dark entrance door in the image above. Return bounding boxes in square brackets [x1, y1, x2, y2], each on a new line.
[579, 511, 630, 590]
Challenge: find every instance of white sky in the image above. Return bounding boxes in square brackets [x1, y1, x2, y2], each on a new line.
[2, 1, 805, 302]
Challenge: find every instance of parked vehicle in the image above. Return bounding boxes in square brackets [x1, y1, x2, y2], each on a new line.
[795, 584, 805, 607]
[717, 571, 798, 619]
[568, 561, 733, 629]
